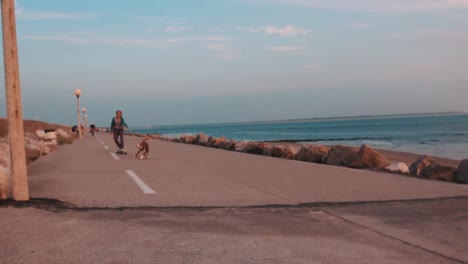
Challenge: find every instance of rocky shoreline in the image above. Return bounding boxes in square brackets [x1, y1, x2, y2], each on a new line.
[127, 132, 468, 185]
[0, 122, 75, 199]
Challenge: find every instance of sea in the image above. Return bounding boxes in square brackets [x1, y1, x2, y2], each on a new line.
[133, 113, 468, 160]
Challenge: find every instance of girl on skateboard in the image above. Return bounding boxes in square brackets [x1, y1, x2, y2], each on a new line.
[110, 110, 129, 154]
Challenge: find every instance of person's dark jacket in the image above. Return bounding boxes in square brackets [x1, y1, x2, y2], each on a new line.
[110, 117, 128, 132]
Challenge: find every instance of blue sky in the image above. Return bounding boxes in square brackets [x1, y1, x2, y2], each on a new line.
[0, 0, 467, 127]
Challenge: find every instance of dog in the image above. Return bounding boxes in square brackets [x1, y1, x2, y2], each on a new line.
[134, 136, 150, 159]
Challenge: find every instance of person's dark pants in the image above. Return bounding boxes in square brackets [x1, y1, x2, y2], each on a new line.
[113, 128, 124, 149]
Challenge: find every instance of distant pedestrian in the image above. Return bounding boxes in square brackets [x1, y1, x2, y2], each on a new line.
[90, 123, 96, 136]
[110, 110, 128, 154]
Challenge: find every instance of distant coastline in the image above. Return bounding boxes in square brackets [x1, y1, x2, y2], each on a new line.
[228, 111, 466, 126]
[134, 111, 465, 130]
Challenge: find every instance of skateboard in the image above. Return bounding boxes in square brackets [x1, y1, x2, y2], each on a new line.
[116, 150, 127, 155]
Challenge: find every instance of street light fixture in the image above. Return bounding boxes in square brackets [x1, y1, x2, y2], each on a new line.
[74, 89, 81, 139]
[82, 107, 87, 134]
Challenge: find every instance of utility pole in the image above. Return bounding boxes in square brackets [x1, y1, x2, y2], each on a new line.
[1, 0, 29, 200]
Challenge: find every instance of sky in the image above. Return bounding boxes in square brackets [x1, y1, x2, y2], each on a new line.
[0, 0, 467, 127]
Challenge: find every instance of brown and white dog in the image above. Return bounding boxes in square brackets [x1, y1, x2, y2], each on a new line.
[134, 136, 150, 159]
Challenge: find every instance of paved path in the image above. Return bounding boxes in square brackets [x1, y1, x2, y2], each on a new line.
[1, 133, 467, 263]
[2, 200, 467, 264]
[27, 133, 468, 208]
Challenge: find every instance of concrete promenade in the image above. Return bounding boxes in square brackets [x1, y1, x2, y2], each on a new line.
[28, 133, 468, 207]
[1, 133, 468, 263]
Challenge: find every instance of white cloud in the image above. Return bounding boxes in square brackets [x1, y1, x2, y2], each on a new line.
[134, 16, 184, 24]
[135, 16, 154, 22]
[245, 25, 309, 36]
[205, 44, 231, 52]
[211, 27, 223, 32]
[23, 35, 162, 47]
[305, 63, 320, 70]
[386, 29, 468, 43]
[164, 26, 193, 32]
[271, 0, 468, 12]
[204, 44, 240, 61]
[265, 46, 304, 51]
[386, 33, 404, 40]
[164, 36, 231, 43]
[219, 52, 241, 61]
[136, 16, 193, 33]
[23, 35, 231, 48]
[344, 22, 371, 28]
[15, 3, 95, 20]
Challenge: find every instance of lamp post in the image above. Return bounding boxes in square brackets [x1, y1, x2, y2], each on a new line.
[74, 89, 81, 139]
[82, 107, 87, 134]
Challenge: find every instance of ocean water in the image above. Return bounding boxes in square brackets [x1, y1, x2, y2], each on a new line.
[134, 113, 468, 160]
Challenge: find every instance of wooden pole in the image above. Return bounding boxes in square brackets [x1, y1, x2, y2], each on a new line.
[1, 0, 29, 200]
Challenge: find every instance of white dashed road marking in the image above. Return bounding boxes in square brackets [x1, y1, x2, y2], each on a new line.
[101, 136, 154, 194]
[125, 170, 156, 194]
[110, 152, 120, 160]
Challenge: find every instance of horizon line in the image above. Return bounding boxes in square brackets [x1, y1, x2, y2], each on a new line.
[131, 111, 466, 130]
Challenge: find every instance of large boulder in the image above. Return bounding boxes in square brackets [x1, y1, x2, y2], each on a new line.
[0, 165, 9, 199]
[196, 133, 209, 145]
[384, 162, 410, 174]
[294, 145, 330, 163]
[282, 146, 297, 159]
[323, 145, 358, 167]
[270, 145, 285, 158]
[56, 128, 72, 139]
[212, 138, 235, 150]
[350, 144, 390, 169]
[35, 130, 57, 143]
[455, 159, 468, 184]
[234, 141, 262, 154]
[24, 132, 39, 140]
[178, 135, 186, 143]
[25, 137, 51, 155]
[211, 137, 228, 149]
[0, 141, 10, 168]
[225, 140, 237, 150]
[207, 136, 217, 147]
[45, 141, 58, 152]
[25, 143, 42, 164]
[259, 143, 274, 156]
[419, 164, 456, 182]
[185, 135, 197, 144]
[160, 136, 170, 141]
[130, 132, 145, 138]
[234, 141, 247, 152]
[409, 155, 434, 177]
[180, 134, 196, 144]
[244, 142, 263, 154]
[269, 145, 297, 159]
[149, 134, 162, 140]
